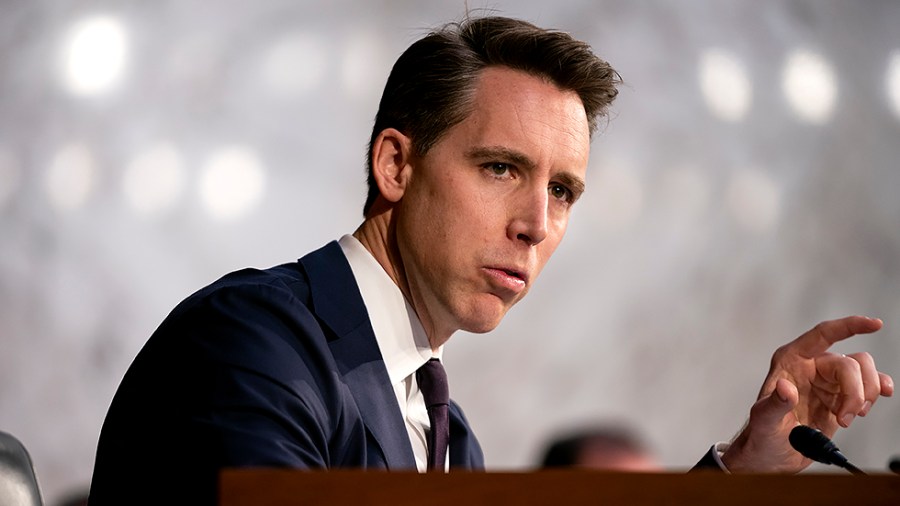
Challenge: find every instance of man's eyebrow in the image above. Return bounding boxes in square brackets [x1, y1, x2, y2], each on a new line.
[556, 172, 586, 199]
[465, 146, 536, 170]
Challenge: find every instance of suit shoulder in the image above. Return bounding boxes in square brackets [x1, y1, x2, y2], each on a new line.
[192, 261, 312, 306]
[138, 260, 333, 384]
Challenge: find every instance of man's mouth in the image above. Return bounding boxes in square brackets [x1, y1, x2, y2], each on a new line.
[483, 266, 528, 296]
[500, 268, 525, 282]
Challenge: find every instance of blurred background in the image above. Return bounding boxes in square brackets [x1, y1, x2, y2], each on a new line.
[2, 0, 899, 502]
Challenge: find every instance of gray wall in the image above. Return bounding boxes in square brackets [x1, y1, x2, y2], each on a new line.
[2, 0, 899, 503]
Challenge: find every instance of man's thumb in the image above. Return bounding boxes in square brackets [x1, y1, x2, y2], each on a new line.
[752, 378, 798, 424]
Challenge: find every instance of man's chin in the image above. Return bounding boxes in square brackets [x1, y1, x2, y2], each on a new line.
[460, 322, 501, 335]
[458, 308, 509, 334]
[449, 292, 520, 334]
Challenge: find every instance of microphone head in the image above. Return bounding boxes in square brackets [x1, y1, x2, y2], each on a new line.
[889, 457, 900, 475]
[788, 425, 848, 467]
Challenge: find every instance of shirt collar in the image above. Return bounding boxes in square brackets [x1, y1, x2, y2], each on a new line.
[338, 235, 439, 384]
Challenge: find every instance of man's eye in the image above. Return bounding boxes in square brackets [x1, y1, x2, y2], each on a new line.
[550, 184, 572, 202]
[486, 163, 510, 176]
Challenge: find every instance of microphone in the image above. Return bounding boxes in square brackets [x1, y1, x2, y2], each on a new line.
[788, 425, 866, 475]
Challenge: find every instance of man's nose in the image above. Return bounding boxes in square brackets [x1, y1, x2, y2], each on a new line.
[508, 186, 549, 246]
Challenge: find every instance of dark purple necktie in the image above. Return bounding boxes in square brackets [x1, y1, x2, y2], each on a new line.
[416, 358, 449, 471]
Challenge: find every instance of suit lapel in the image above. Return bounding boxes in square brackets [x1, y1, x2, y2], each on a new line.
[300, 241, 417, 469]
[449, 401, 485, 469]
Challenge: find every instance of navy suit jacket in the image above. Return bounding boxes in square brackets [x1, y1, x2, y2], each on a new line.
[89, 241, 484, 505]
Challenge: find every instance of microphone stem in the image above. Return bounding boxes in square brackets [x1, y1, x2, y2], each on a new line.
[842, 462, 867, 475]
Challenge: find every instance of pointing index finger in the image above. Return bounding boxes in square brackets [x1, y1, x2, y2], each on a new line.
[793, 316, 883, 359]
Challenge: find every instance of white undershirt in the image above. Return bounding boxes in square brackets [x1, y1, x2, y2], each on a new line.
[338, 235, 440, 472]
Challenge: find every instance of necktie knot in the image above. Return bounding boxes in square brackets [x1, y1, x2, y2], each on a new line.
[416, 358, 449, 408]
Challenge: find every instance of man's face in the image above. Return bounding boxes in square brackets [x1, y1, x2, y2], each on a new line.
[395, 66, 590, 341]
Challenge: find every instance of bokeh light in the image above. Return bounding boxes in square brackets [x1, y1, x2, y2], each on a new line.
[61, 15, 129, 96]
[782, 49, 837, 124]
[887, 50, 900, 120]
[699, 48, 752, 122]
[725, 167, 781, 234]
[199, 145, 266, 221]
[260, 31, 328, 98]
[44, 143, 96, 212]
[122, 144, 186, 217]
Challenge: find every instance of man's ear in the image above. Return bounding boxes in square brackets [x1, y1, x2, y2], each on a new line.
[371, 128, 413, 203]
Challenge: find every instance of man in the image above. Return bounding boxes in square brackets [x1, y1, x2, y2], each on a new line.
[89, 16, 893, 504]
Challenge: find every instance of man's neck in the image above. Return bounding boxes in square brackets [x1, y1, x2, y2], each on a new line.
[352, 213, 453, 351]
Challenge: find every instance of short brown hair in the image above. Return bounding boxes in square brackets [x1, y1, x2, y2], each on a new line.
[363, 16, 622, 216]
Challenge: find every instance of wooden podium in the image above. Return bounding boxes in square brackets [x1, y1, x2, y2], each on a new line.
[220, 469, 900, 505]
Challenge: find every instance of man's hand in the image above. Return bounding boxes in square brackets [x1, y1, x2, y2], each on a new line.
[721, 316, 894, 473]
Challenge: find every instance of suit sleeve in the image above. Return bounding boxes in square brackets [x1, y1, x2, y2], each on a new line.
[690, 444, 729, 472]
[177, 282, 350, 467]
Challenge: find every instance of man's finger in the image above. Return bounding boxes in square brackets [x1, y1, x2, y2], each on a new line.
[815, 353, 866, 427]
[791, 316, 882, 358]
[846, 352, 881, 416]
[880, 372, 895, 397]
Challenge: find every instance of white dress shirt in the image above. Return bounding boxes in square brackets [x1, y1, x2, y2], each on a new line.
[338, 234, 440, 472]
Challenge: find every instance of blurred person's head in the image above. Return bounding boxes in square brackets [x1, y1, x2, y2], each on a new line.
[539, 425, 661, 471]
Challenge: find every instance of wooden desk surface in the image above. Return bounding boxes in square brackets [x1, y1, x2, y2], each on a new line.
[220, 469, 900, 506]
